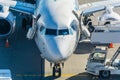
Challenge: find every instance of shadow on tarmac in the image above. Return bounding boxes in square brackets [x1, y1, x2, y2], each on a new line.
[0, 11, 45, 80]
[67, 72, 120, 80]
[43, 76, 61, 80]
[74, 42, 94, 54]
[66, 72, 93, 80]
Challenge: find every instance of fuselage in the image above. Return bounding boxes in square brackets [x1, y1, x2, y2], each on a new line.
[35, 0, 80, 63]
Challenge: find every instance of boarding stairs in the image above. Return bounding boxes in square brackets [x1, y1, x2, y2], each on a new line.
[108, 47, 120, 66]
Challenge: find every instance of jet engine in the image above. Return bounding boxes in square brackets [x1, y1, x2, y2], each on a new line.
[0, 12, 15, 38]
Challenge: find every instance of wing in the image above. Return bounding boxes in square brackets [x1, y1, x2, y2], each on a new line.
[79, 0, 120, 15]
[0, 0, 35, 15]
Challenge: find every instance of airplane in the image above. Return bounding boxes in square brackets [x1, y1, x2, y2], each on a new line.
[0, 0, 120, 77]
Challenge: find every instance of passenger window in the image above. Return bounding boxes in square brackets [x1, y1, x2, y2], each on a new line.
[0, 5, 3, 12]
[45, 29, 57, 36]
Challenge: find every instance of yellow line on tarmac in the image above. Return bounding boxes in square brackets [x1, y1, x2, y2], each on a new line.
[45, 74, 88, 77]
[16, 73, 88, 77]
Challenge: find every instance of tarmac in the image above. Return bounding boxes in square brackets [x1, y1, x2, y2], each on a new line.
[0, 0, 120, 80]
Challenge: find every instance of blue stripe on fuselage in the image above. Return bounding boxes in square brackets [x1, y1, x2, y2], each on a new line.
[10, 1, 34, 14]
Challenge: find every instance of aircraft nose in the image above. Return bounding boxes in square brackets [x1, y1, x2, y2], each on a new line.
[46, 37, 73, 62]
[57, 41, 70, 59]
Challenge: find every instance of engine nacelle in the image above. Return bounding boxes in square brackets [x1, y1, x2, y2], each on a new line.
[0, 12, 15, 38]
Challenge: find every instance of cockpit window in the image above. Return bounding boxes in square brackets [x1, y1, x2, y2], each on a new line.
[70, 20, 78, 31]
[40, 26, 45, 31]
[58, 29, 69, 35]
[40, 26, 46, 35]
[45, 29, 57, 35]
[43, 28, 73, 36]
[0, 5, 3, 12]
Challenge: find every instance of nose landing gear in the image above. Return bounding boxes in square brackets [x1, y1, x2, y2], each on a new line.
[51, 63, 64, 77]
[53, 64, 61, 77]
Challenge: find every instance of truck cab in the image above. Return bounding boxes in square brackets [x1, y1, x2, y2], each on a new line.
[86, 46, 108, 77]
[86, 46, 120, 78]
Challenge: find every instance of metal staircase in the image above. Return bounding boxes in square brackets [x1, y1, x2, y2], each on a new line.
[109, 47, 120, 66]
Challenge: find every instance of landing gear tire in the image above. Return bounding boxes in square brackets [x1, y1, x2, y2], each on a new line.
[53, 67, 55, 76]
[99, 70, 110, 79]
[52, 64, 61, 77]
[58, 68, 61, 77]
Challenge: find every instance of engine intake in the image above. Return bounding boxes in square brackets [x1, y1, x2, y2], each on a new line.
[0, 19, 12, 37]
[0, 6, 16, 38]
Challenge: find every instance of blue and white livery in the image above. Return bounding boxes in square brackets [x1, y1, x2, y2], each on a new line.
[0, 0, 120, 77]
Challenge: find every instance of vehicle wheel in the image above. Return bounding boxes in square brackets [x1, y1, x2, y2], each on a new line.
[99, 70, 110, 78]
[52, 67, 55, 76]
[104, 22, 110, 25]
[58, 68, 61, 77]
[52, 67, 61, 77]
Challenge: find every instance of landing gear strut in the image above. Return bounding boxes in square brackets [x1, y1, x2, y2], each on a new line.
[52, 63, 61, 77]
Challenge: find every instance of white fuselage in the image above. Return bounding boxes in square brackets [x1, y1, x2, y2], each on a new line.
[34, 0, 80, 63]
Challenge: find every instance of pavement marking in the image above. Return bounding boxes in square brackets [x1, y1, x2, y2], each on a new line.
[44, 73, 88, 77]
